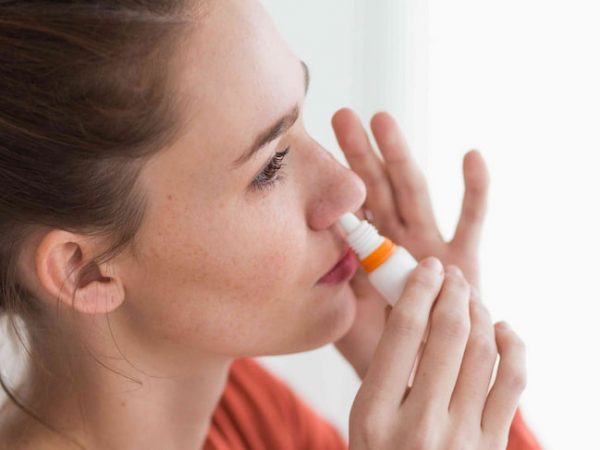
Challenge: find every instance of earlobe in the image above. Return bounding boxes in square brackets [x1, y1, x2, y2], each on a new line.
[70, 274, 126, 315]
[34, 230, 125, 315]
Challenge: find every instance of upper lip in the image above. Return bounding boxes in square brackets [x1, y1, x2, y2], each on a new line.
[320, 244, 352, 279]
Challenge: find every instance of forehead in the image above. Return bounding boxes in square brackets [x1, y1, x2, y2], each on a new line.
[173, 0, 303, 163]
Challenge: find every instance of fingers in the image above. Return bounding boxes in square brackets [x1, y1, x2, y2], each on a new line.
[370, 112, 438, 230]
[331, 108, 401, 230]
[481, 322, 527, 437]
[452, 150, 490, 251]
[407, 265, 471, 409]
[449, 299, 498, 417]
[356, 257, 444, 413]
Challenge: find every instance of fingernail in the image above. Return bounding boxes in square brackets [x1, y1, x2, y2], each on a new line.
[446, 265, 463, 277]
[496, 321, 510, 330]
[420, 257, 443, 274]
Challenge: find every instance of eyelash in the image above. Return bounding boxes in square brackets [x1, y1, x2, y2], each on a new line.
[250, 146, 290, 192]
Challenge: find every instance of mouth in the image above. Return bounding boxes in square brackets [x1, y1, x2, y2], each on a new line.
[317, 245, 359, 285]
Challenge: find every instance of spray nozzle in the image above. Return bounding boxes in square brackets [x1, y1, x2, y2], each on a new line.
[338, 212, 362, 235]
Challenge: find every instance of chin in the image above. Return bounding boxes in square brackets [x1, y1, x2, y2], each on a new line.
[251, 284, 358, 357]
[302, 282, 358, 351]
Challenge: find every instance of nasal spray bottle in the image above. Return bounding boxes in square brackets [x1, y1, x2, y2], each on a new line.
[338, 212, 418, 306]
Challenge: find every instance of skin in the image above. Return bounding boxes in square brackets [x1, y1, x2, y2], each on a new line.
[331, 110, 491, 379]
[2, 1, 366, 448]
[0, 0, 524, 449]
[347, 263, 526, 449]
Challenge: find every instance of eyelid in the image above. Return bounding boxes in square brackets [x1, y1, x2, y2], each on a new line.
[263, 146, 289, 170]
[249, 145, 290, 191]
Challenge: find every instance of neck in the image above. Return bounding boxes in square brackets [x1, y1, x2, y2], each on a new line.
[7, 314, 235, 450]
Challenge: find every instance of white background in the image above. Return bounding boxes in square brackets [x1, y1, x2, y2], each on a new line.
[1, 1, 598, 448]
[259, 1, 600, 449]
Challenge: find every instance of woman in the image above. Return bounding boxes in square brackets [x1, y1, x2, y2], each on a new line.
[0, 0, 542, 449]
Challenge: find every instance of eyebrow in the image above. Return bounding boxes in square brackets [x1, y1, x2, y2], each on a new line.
[232, 60, 311, 169]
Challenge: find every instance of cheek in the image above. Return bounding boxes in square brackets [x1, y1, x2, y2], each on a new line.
[244, 239, 299, 286]
[203, 232, 304, 311]
[195, 202, 306, 294]
[122, 178, 320, 355]
[131, 211, 307, 326]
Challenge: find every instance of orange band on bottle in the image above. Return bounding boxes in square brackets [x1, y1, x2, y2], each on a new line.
[360, 238, 396, 273]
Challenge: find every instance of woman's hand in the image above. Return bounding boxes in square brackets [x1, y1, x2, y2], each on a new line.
[332, 108, 489, 289]
[349, 259, 526, 450]
[331, 108, 490, 378]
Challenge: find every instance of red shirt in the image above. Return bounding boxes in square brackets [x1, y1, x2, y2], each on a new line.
[204, 358, 542, 449]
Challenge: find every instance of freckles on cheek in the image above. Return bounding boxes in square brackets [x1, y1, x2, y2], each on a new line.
[235, 215, 307, 289]
[139, 220, 213, 285]
[246, 245, 298, 290]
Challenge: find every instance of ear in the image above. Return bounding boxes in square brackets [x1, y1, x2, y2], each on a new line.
[33, 230, 125, 315]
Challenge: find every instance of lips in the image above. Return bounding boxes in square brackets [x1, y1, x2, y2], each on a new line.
[317, 245, 359, 284]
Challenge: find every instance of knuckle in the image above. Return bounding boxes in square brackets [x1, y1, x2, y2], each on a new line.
[465, 206, 486, 223]
[410, 411, 437, 450]
[502, 363, 528, 392]
[471, 299, 492, 321]
[435, 309, 469, 339]
[367, 174, 387, 192]
[446, 270, 470, 293]
[486, 435, 510, 450]
[389, 309, 426, 337]
[469, 331, 497, 358]
[507, 370, 528, 393]
[405, 178, 426, 198]
[447, 433, 477, 450]
[467, 179, 489, 197]
[409, 437, 434, 450]
[379, 215, 400, 233]
[349, 403, 385, 446]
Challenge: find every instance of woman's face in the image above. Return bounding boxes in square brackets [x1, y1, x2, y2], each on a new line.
[119, 0, 366, 361]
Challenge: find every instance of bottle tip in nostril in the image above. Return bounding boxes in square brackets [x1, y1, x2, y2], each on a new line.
[338, 212, 361, 235]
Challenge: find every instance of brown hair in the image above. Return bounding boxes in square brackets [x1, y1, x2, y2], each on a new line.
[0, 0, 203, 445]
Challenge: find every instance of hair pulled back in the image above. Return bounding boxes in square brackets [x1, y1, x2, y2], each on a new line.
[0, 0, 202, 443]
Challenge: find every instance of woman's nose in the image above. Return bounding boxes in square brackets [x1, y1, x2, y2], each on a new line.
[306, 147, 367, 231]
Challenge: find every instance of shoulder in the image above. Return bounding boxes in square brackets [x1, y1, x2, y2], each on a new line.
[220, 357, 302, 422]
[226, 357, 322, 420]
[228, 357, 293, 399]
[218, 357, 348, 449]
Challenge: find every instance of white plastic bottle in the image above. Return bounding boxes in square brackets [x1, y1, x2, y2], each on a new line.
[338, 212, 418, 306]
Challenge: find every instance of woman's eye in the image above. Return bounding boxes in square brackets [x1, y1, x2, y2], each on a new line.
[250, 146, 290, 192]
